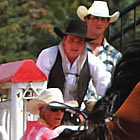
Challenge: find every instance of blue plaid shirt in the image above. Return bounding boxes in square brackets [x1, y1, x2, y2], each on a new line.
[84, 38, 122, 103]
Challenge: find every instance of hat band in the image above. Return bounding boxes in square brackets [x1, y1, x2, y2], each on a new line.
[88, 11, 110, 18]
[48, 106, 65, 112]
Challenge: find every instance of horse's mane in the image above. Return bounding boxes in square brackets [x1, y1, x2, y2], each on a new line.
[101, 39, 140, 113]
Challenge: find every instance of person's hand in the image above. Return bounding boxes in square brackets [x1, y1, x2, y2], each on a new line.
[79, 114, 84, 122]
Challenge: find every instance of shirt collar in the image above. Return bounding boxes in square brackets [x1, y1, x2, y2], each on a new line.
[58, 41, 88, 75]
[38, 118, 53, 129]
[86, 38, 109, 52]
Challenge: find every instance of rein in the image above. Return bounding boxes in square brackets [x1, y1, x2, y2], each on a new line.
[115, 117, 133, 136]
[106, 114, 133, 140]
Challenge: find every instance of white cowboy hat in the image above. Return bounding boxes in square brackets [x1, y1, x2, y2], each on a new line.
[26, 88, 78, 115]
[77, 1, 120, 23]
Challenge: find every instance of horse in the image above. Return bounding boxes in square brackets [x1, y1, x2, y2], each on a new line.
[106, 81, 140, 140]
[53, 39, 140, 140]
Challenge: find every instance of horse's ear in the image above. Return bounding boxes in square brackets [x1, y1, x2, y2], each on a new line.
[116, 81, 140, 122]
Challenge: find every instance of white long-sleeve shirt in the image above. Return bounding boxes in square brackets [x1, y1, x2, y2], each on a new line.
[36, 45, 111, 102]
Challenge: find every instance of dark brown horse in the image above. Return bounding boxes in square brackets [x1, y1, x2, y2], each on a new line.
[53, 40, 140, 140]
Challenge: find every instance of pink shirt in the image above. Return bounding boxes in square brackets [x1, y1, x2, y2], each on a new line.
[23, 121, 58, 140]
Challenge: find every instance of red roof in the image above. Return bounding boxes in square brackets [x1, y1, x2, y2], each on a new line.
[0, 59, 48, 84]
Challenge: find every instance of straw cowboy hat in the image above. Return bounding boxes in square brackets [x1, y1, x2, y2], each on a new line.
[77, 1, 120, 23]
[27, 88, 78, 115]
[54, 19, 94, 41]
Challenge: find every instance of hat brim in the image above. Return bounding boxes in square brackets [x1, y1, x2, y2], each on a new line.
[26, 100, 79, 115]
[54, 27, 93, 42]
[26, 100, 45, 115]
[77, 5, 120, 23]
[54, 125, 86, 136]
[49, 100, 79, 108]
[109, 11, 120, 23]
[26, 100, 65, 115]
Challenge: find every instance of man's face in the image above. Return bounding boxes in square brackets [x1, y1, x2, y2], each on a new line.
[63, 35, 86, 63]
[41, 106, 64, 129]
[85, 15, 110, 38]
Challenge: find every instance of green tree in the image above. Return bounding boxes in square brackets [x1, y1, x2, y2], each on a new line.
[0, 0, 55, 63]
[0, 0, 139, 63]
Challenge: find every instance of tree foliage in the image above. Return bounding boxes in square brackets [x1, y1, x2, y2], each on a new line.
[0, 0, 138, 63]
[0, 0, 55, 63]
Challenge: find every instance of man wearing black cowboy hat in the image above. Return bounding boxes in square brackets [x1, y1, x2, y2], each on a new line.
[36, 19, 111, 112]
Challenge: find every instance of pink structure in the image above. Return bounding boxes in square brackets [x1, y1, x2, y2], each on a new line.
[0, 59, 48, 140]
